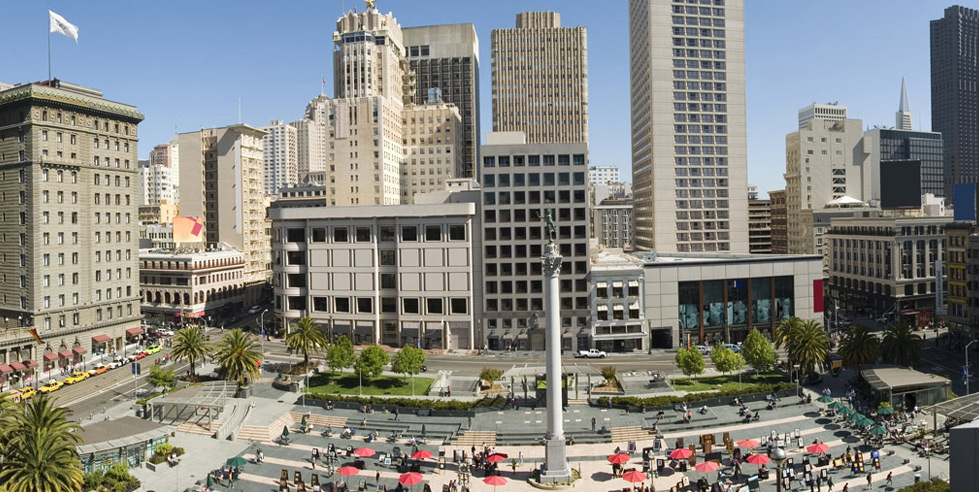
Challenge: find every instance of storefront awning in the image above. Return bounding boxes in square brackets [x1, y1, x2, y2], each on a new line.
[9, 361, 26, 371]
[613, 304, 624, 310]
[125, 327, 144, 336]
[73, 347, 87, 355]
[58, 350, 72, 358]
[22, 360, 36, 368]
[596, 281, 608, 289]
[176, 311, 206, 318]
[43, 353, 58, 361]
[597, 305, 608, 312]
[629, 302, 641, 310]
[628, 280, 640, 287]
[0, 364, 12, 374]
[92, 334, 111, 343]
[612, 281, 624, 288]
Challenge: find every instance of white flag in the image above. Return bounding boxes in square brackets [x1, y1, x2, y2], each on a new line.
[49, 10, 78, 43]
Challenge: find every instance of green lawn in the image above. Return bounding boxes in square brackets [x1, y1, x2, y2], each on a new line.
[308, 373, 434, 396]
[670, 372, 785, 392]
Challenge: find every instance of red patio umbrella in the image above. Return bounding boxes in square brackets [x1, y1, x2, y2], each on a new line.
[806, 443, 830, 455]
[354, 447, 376, 457]
[622, 470, 647, 483]
[483, 475, 507, 492]
[669, 448, 693, 460]
[736, 439, 760, 448]
[745, 454, 770, 466]
[486, 453, 507, 463]
[337, 465, 359, 487]
[694, 461, 719, 473]
[607, 453, 631, 464]
[399, 472, 424, 487]
[411, 450, 434, 460]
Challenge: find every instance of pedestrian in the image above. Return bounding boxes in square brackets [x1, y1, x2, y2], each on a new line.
[592, 417, 597, 432]
[447, 385, 451, 397]
[468, 417, 472, 429]
[885, 472, 892, 487]
[376, 470, 381, 485]
[519, 450, 524, 465]
[395, 407, 400, 421]
[607, 399, 612, 410]
[827, 477, 834, 492]
[866, 472, 872, 489]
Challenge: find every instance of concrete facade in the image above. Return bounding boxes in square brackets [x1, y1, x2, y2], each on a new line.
[269, 200, 479, 351]
[798, 103, 847, 129]
[0, 80, 143, 378]
[629, 0, 749, 254]
[633, 251, 823, 348]
[769, 189, 787, 254]
[403, 23, 480, 179]
[137, 159, 175, 206]
[261, 121, 298, 197]
[401, 100, 463, 203]
[491, 12, 588, 145]
[139, 247, 245, 324]
[748, 197, 772, 254]
[588, 165, 619, 185]
[593, 200, 634, 249]
[480, 133, 590, 352]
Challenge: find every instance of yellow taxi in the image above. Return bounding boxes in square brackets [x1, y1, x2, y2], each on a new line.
[65, 371, 90, 384]
[18, 386, 35, 400]
[38, 380, 64, 393]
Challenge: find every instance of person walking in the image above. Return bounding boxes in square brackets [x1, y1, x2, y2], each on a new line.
[395, 407, 400, 421]
[866, 472, 872, 489]
[885, 472, 893, 488]
[519, 450, 524, 465]
[592, 417, 597, 432]
[376, 470, 381, 486]
[827, 477, 834, 492]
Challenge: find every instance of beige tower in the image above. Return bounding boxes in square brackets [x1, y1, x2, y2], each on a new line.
[261, 120, 298, 196]
[401, 96, 463, 203]
[491, 12, 588, 144]
[629, 0, 748, 253]
[177, 125, 271, 302]
[0, 80, 143, 370]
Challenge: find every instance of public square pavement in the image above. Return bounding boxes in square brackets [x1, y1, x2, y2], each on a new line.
[131, 375, 949, 492]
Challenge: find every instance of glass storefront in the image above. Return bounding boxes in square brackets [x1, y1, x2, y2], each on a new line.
[678, 276, 795, 344]
[79, 436, 167, 473]
[775, 276, 794, 321]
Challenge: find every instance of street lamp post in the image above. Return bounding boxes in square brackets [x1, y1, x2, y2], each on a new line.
[260, 309, 268, 354]
[768, 446, 787, 492]
[967, 340, 977, 395]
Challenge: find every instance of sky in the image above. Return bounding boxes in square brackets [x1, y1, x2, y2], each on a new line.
[0, 1, 965, 198]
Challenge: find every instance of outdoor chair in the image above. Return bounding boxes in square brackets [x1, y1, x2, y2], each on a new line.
[312, 475, 320, 487]
[295, 470, 304, 485]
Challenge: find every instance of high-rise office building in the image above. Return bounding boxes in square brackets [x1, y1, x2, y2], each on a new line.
[403, 23, 480, 178]
[0, 80, 143, 374]
[932, 5, 979, 198]
[260, 120, 299, 196]
[748, 186, 772, 254]
[137, 159, 174, 206]
[589, 164, 620, 185]
[769, 189, 787, 254]
[177, 124, 270, 302]
[479, 132, 591, 351]
[491, 12, 588, 145]
[798, 103, 847, 130]
[401, 98, 463, 203]
[629, 0, 748, 253]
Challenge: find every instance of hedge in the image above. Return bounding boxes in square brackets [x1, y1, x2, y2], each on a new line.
[595, 382, 796, 408]
[305, 393, 506, 411]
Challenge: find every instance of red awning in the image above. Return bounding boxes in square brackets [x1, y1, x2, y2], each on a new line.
[22, 360, 37, 368]
[175, 311, 205, 319]
[9, 361, 26, 371]
[126, 327, 144, 335]
[73, 347, 87, 355]
[58, 350, 72, 358]
[0, 364, 12, 374]
[43, 353, 58, 361]
[92, 334, 111, 343]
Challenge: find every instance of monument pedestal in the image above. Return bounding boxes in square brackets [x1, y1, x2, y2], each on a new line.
[540, 437, 573, 483]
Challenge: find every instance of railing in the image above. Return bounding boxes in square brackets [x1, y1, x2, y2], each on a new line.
[215, 401, 252, 441]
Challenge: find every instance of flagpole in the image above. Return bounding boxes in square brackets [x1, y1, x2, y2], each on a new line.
[47, 28, 51, 81]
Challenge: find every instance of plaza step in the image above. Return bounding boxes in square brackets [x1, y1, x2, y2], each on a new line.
[177, 419, 222, 437]
[451, 430, 497, 447]
[289, 411, 347, 429]
[238, 413, 296, 443]
[610, 426, 653, 443]
[568, 399, 589, 405]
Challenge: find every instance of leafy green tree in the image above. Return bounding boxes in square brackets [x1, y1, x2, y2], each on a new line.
[711, 344, 745, 375]
[148, 365, 177, 390]
[214, 328, 263, 387]
[741, 328, 776, 373]
[355, 345, 389, 382]
[786, 319, 831, 378]
[0, 394, 84, 492]
[600, 365, 618, 383]
[838, 325, 880, 369]
[391, 346, 427, 396]
[170, 327, 210, 379]
[881, 323, 922, 367]
[479, 367, 504, 384]
[676, 347, 706, 377]
[286, 317, 328, 366]
[326, 335, 355, 376]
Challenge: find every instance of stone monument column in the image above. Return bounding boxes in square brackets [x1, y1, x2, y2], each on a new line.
[541, 236, 572, 483]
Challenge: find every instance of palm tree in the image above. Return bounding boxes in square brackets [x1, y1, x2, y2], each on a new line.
[773, 317, 802, 375]
[0, 395, 84, 492]
[286, 317, 328, 366]
[838, 325, 880, 369]
[214, 328, 263, 387]
[881, 323, 922, 367]
[0, 391, 17, 458]
[786, 319, 831, 378]
[171, 327, 210, 379]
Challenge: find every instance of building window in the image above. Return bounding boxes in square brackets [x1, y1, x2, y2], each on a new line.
[425, 226, 441, 241]
[335, 297, 350, 313]
[357, 298, 373, 314]
[355, 227, 371, 242]
[311, 228, 327, 242]
[402, 226, 418, 241]
[426, 298, 443, 314]
[403, 298, 419, 314]
[313, 297, 328, 311]
[450, 298, 468, 314]
[333, 227, 348, 242]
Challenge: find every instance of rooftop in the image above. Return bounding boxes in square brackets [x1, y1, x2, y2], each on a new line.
[76, 416, 167, 455]
[630, 251, 821, 266]
[861, 366, 950, 392]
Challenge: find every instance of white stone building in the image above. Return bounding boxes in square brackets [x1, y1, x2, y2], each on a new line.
[261, 121, 299, 197]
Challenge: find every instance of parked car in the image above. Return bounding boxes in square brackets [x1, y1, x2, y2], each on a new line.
[38, 380, 64, 393]
[696, 345, 711, 355]
[108, 359, 126, 369]
[89, 364, 109, 376]
[576, 348, 607, 359]
[133, 352, 147, 360]
[724, 343, 741, 353]
[65, 371, 90, 384]
[145, 344, 162, 355]
[18, 387, 35, 400]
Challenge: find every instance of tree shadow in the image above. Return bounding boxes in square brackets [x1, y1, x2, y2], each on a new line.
[591, 471, 615, 482]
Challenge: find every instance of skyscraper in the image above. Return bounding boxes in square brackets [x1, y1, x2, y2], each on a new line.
[0, 80, 143, 372]
[629, 0, 748, 253]
[403, 23, 480, 178]
[260, 120, 298, 196]
[896, 77, 913, 131]
[931, 5, 979, 198]
[491, 12, 588, 144]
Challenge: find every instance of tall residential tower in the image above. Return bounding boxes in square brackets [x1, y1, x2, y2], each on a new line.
[629, 0, 748, 253]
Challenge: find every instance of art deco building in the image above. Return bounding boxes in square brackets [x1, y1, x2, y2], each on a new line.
[403, 23, 480, 178]
[491, 12, 588, 144]
[629, 0, 748, 253]
[177, 124, 270, 303]
[0, 80, 143, 380]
